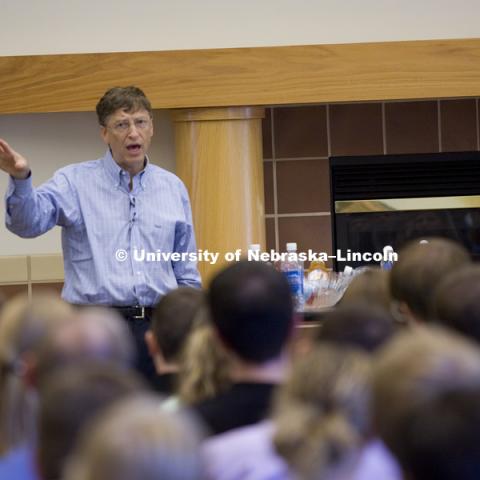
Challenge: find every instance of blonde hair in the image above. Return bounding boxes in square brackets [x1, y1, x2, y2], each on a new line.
[177, 321, 232, 404]
[273, 345, 372, 480]
[0, 292, 72, 454]
[64, 394, 203, 480]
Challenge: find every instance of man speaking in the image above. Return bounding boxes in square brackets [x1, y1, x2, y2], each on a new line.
[0, 86, 201, 379]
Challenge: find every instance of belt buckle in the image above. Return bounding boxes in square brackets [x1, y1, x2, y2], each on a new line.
[133, 306, 145, 319]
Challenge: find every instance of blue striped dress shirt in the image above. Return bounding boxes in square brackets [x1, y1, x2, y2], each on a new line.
[5, 150, 201, 305]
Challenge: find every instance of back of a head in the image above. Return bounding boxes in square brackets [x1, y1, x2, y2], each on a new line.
[390, 237, 471, 321]
[431, 265, 480, 343]
[36, 307, 135, 386]
[400, 388, 480, 480]
[0, 293, 73, 454]
[372, 326, 480, 465]
[208, 261, 294, 364]
[340, 268, 392, 312]
[273, 345, 372, 480]
[0, 292, 73, 368]
[151, 287, 205, 363]
[38, 364, 145, 480]
[64, 394, 203, 480]
[316, 304, 396, 353]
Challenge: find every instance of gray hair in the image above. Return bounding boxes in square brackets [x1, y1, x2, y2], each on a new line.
[35, 307, 135, 386]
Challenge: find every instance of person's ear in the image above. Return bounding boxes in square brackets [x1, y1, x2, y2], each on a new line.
[145, 330, 159, 357]
[398, 301, 421, 325]
[100, 126, 109, 145]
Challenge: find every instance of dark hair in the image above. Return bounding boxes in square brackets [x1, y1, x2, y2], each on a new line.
[151, 288, 205, 362]
[208, 261, 294, 363]
[390, 237, 470, 321]
[37, 363, 145, 480]
[316, 303, 396, 353]
[398, 389, 480, 480]
[431, 265, 480, 343]
[96, 86, 152, 126]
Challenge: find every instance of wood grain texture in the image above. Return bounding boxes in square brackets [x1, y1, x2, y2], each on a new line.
[2, 38, 480, 114]
[173, 107, 265, 283]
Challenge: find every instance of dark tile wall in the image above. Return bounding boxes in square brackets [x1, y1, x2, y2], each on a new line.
[262, 99, 479, 259]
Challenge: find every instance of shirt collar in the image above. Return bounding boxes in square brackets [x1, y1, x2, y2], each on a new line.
[102, 149, 150, 190]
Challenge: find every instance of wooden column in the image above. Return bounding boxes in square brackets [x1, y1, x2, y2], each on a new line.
[172, 107, 265, 284]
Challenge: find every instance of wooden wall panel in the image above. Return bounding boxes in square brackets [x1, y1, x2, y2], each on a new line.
[1, 38, 480, 114]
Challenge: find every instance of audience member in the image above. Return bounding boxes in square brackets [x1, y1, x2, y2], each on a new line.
[145, 287, 205, 395]
[397, 388, 480, 480]
[340, 267, 392, 313]
[34, 306, 135, 388]
[389, 237, 470, 324]
[316, 304, 396, 353]
[37, 364, 145, 480]
[193, 261, 294, 435]
[0, 293, 73, 455]
[430, 265, 480, 343]
[0, 304, 136, 479]
[177, 320, 232, 405]
[273, 346, 372, 480]
[64, 394, 204, 480]
[372, 325, 480, 475]
[203, 345, 399, 480]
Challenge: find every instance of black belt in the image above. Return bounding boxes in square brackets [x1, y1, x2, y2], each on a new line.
[112, 306, 154, 319]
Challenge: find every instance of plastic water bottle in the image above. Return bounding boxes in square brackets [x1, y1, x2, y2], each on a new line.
[380, 245, 394, 270]
[280, 242, 304, 311]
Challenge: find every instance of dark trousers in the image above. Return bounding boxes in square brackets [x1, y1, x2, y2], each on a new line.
[117, 312, 157, 384]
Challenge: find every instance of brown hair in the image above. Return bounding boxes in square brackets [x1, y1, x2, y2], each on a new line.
[430, 265, 480, 343]
[37, 364, 145, 480]
[151, 288, 205, 363]
[390, 237, 470, 322]
[372, 326, 480, 468]
[316, 303, 396, 353]
[340, 267, 392, 312]
[96, 86, 152, 126]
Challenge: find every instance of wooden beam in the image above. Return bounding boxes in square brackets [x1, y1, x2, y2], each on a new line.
[1, 38, 480, 114]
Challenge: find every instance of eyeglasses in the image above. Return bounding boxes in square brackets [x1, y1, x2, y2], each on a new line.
[108, 117, 151, 133]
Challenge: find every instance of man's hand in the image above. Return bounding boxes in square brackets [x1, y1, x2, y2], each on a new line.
[0, 139, 30, 179]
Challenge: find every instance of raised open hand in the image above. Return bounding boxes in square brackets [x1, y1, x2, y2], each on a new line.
[0, 139, 30, 179]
